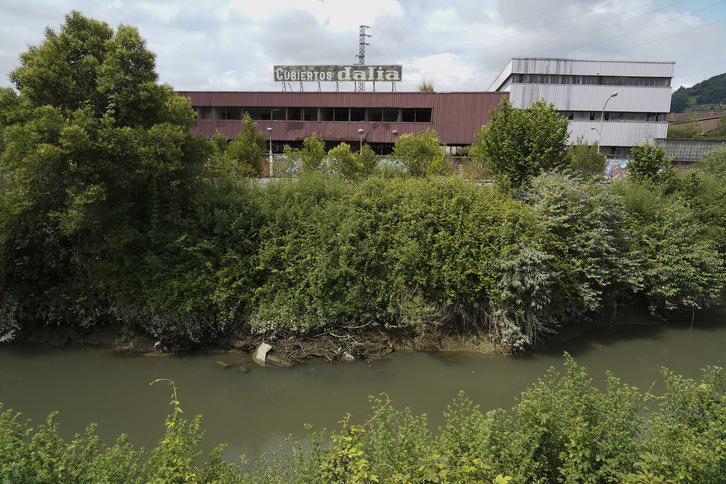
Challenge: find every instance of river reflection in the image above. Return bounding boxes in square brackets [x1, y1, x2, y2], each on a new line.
[1, 308, 725, 464]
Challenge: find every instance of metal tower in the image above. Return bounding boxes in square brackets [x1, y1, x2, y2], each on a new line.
[355, 25, 370, 92]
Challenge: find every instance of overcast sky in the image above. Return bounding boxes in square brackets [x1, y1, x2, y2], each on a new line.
[1, 0, 725, 94]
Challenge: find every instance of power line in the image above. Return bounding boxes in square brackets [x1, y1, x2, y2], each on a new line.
[365, 0, 725, 82]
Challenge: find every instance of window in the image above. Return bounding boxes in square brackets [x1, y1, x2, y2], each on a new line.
[246, 107, 271, 120]
[334, 108, 349, 121]
[350, 108, 365, 121]
[416, 108, 432, 122]
[383, 109, 399, 122]
[318, 107, 332, 121]
[368, 108, 383, 121]
[287, 107, 302, 120]
[304, 107, 317, 121]
[196, 106, 211, 120]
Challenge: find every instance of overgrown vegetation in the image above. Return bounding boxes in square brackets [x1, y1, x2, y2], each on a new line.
[2, 12, 726, 354]
[471, 98, 569, 193]
[2, 357, 724, 483]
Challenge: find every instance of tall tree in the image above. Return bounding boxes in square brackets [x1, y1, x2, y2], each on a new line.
[471, 99, 570, 192]
[392, 128, 446, 176]
[221, 113, 267, 177]
[561, 136, 606, 178]
[627, 141, 673, 184]
[0, 11, 205, 329]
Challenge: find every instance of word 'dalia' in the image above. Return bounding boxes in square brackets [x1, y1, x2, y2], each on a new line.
[274, 65, 402, 83]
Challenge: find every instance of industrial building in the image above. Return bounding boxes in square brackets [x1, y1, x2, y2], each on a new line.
[178, 58, 675, 160]
[176, 91, 506, 155]
[489, 58, 675, 158]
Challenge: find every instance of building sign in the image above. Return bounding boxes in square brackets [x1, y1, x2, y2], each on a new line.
[274, 65, 402, 83]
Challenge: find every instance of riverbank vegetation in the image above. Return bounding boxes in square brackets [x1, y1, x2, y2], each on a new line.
[1, 357, 724, 483]
[2, 12, 726, 355]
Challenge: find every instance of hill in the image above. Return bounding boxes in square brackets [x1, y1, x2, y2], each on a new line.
[671, 72, 726, 112]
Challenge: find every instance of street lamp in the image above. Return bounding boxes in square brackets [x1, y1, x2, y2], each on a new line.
[358, 128, 365, 154]
[597, 92, 618, 154]
[267, 127, 273, 177]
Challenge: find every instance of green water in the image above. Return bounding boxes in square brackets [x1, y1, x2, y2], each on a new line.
[1, 308, 725, 464]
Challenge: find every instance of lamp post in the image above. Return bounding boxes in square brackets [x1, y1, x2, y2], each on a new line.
[358, 128, 365, 154]
[597, 92, 618, 154]
[267, 127, 273, 177]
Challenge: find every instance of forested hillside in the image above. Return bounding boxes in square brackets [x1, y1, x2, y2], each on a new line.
[671, 72, 726, 112]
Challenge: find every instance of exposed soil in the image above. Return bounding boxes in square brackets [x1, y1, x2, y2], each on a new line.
[10, 305, 667, 364]
[11, 322, 511, 364]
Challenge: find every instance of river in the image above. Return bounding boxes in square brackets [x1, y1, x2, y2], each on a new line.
[1, 308, 725, 466]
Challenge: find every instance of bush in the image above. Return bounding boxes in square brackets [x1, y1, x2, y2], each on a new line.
[560, 135, 606, 178]
[627, 141, 674, 184]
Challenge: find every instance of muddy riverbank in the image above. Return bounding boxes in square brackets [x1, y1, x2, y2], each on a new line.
[8, 309, 657, 364]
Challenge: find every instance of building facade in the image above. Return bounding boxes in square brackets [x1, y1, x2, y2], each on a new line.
[176, 91, 507, 155]
[489, 58, 675, 158]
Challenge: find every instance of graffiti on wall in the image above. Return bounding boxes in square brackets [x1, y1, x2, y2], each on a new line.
[606, 159, 628, 180]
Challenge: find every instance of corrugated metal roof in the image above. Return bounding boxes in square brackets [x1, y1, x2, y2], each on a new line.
[509, 58, 675, 78]
[489, 58, 675, 90]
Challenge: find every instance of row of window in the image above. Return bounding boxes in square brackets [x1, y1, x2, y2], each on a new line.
[195, 106, 433, 123]
[558, 111, 668, 122]
[515, 74, 671, 87]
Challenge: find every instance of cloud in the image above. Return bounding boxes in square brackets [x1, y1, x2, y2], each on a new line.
[1, 0, 724, 94]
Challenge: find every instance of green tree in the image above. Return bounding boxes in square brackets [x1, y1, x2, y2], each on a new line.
[327, 142, 361, 180]
[560, 135, 606, 178]
[627, 141, 673, 183]
[0, 11, 207, 334]
[705, 114, 726, 139]
[225, 113, 266, 177]
[695, 145, 726, 177]
[392, 128, 446, 176]
[670, 87, 690, 113]
[667, 116, 702, 138]
[418, 80, 435, 92]
[471, 98, 569, 192]
[357, 144, 378, 177]
[283, 133, 326, 175]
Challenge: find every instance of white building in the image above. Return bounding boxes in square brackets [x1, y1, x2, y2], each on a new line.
[489, 58, 675, 158]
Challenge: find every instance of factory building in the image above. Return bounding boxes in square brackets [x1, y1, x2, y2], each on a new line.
[178, 58, 675, 161]
[176, 90, 507, 155]
[489, 58, 675, 158]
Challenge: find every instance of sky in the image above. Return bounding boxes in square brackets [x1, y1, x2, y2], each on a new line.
[1, 0, 725, 94]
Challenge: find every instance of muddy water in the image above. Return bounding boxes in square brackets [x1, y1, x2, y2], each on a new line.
[1, 308, 725, 465]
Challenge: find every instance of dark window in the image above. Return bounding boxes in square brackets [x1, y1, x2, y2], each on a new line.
[350, 108, 365, 121]
[416, 108, 432, 122]
[368, 108, 383, 121]
[246, 107, 270, 120]
[287, 107, 302, 120]
[401, 109, 415, 122]
[334, 107, 349, 121]
[383, 108, 399, 122]
[304, 107, 317, 121]
[196, 106, 211, 120]
[319, 108, 332, 121]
